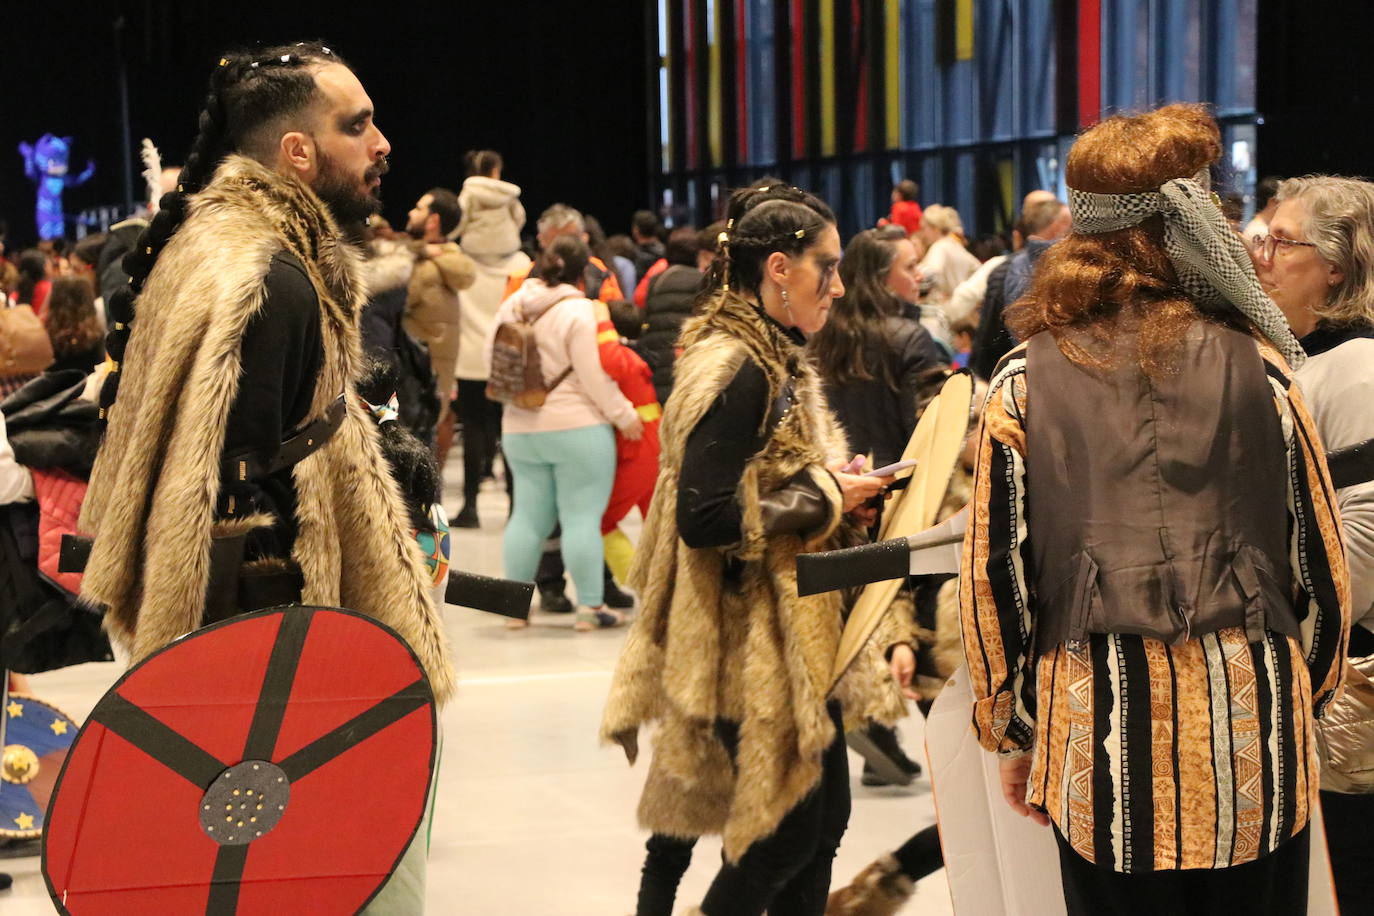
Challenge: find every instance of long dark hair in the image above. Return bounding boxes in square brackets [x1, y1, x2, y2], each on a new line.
[44, 276, 104, 358]
[701, 184, 836, 305]
[100, 41, 347, 422]
[811, 229, 906, 388]
[15, 249, 46, 305]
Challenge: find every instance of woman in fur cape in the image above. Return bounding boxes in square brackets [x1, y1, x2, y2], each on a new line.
[601, 186, 894, 916]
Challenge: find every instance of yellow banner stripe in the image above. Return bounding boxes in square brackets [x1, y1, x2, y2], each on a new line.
[885, 0, 902, 148]
[819, 0, 836, 157]
[956, 0, 974, 61]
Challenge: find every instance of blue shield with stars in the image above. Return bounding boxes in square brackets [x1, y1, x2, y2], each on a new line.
[1, 693, 77, 838]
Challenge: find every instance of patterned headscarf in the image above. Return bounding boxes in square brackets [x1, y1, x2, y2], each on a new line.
[1068, 176, 1305, 368]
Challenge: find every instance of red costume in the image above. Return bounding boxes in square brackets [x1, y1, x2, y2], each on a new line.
[595, 319, 660, 533]
[885, 199, 923, 236]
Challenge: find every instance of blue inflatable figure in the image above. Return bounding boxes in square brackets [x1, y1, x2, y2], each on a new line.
[17, 134, 95, 241]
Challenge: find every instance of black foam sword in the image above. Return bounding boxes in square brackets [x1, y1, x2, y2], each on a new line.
[59, 535, 534, 620]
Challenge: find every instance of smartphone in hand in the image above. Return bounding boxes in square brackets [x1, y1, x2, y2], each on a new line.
[865, 459, 917, 478]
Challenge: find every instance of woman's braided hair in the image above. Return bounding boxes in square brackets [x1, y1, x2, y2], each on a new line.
[701, 184, 836, 303]
[99, 41, 346, 422]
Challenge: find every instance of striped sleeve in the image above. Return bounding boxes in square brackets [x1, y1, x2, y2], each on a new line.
[1271, 360, 1351, 716]
[961, 352, 1037, 756]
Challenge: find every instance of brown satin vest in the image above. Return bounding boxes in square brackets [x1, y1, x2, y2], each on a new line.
[1025, 322, 1298, 657]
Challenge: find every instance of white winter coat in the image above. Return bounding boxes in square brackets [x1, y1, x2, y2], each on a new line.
[457, 176, 526, 260]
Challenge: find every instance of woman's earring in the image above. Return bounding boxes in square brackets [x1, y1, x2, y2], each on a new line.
[781, 288, 793, 322]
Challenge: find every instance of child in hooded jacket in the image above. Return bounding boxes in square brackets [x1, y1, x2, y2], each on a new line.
[456, 150, 526, 261]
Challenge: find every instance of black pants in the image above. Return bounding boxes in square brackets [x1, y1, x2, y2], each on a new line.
[636, 833, 698, 916]
[455, 379, 502, 504]
[698, 701, 852, 916]
[1056, 825, 1309, 916]
[893, 824, 943, 882]
[1321, 789, 1374, 915]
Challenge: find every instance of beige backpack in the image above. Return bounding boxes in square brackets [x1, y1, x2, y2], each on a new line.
[485, 296, 575, 408]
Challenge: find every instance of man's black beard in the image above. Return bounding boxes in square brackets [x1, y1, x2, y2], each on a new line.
[314, 153, 386, 239]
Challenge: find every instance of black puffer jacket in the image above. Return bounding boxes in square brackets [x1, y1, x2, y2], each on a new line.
[821, 308, 948, 469]
[639, 264, 702, 404]
[0, 369, 101, 477]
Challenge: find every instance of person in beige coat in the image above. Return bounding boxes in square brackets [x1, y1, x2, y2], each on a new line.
[404, 187, 475, 455]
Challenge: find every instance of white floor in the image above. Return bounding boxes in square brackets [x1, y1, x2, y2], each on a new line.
[3, 454, 952, 915]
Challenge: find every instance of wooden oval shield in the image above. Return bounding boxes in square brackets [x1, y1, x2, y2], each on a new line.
[42, 606, 436, 915]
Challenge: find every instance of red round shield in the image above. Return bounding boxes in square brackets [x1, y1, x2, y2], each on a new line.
[42, 606, 437, 915]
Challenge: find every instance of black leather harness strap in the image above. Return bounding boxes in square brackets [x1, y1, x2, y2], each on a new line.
[222, 394, 348, 487]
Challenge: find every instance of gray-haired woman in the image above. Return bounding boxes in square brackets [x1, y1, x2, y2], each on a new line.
[1254, 174, 1374, 912]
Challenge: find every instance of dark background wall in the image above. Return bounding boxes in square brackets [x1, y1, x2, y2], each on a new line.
[1256, 0, 1374, 180]
[0, 1, 653, 247]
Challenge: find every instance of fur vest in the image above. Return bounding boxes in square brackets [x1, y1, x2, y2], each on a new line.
[79, 155, 455, 703]
[600, 293, 890, 861]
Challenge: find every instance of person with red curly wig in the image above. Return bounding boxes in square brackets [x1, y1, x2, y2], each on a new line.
[961, 104, 1350, 914]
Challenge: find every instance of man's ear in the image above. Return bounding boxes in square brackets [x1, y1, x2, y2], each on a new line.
[278, 131, 315, 177]
[427, 211, 441, 239]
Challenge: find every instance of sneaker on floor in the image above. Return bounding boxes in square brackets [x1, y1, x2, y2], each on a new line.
[451, 504, 480, 528]
[860, 762, 910, 787]
[574, 606, 626, 631]
[538, 587, 574, 614]
[847, 725, 917, 787]
[864, 722, 923, 777]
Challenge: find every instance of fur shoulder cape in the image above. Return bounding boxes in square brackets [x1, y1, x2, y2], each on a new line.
[79, 155, 454, 703]
[600, 293, 892, 861]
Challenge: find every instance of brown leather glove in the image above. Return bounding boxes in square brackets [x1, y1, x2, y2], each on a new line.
[760, 471, 838, 540]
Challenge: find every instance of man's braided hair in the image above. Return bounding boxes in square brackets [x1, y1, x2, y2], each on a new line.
[100, 41, 347, 422]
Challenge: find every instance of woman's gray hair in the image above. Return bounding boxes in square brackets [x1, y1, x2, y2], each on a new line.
[1276, 175, 1374, 326]
[536, 203, 585, 237]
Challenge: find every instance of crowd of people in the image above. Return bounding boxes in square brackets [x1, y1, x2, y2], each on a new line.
[3, 40, 1374, 916]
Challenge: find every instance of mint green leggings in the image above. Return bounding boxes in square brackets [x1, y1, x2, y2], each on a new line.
[502, 424, 616, 607]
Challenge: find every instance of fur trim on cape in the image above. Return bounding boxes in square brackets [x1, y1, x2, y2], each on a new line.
[600, 292, 888, 861]
[79, 155, 455, 702]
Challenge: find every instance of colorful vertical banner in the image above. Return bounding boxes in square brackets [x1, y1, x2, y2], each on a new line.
[749, 0, 778, 166]
[885, 0, 902, 148]
[852, 0, 869, 154]
[659, 0, 672, 173]
[955, 0, 974, 61]
[707, 0, 723, 167]
[792, 0, 807, 158]
[819, 0, 837, 157]
[685, 0, 699, 169]
[1077, 0, 1102, 127]
[736, 0, 749, 164]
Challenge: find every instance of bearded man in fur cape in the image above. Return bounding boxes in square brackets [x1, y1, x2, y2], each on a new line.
[79, 45, 454, 705]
